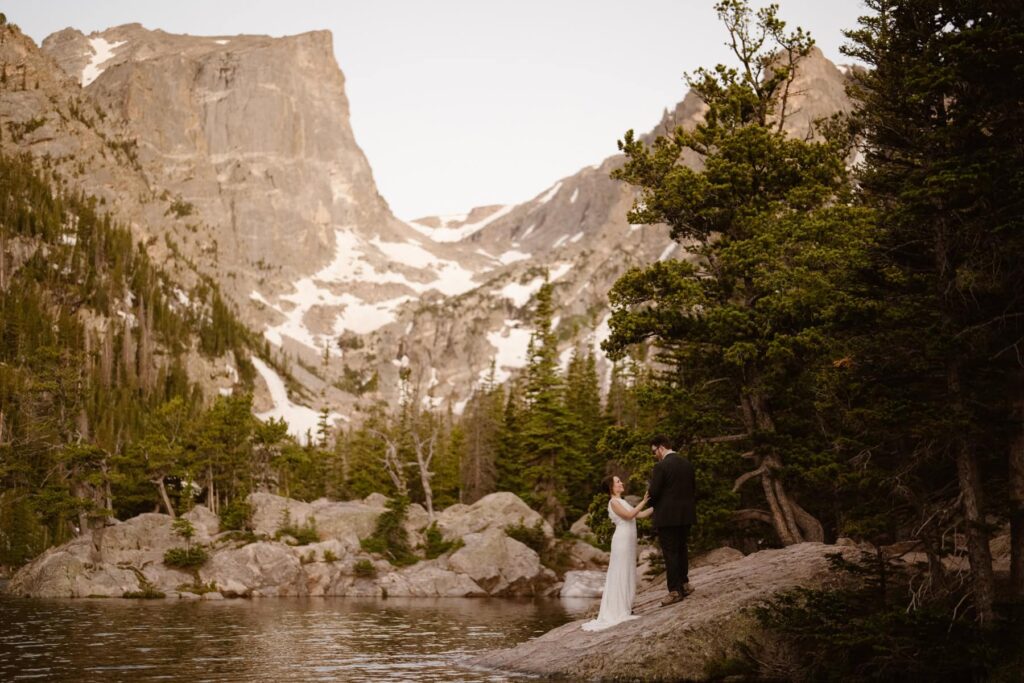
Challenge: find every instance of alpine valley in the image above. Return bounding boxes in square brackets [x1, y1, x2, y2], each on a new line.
[4, 21, 853, 434]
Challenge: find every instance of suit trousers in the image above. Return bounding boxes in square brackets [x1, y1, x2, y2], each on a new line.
[658, 524, 691, 593]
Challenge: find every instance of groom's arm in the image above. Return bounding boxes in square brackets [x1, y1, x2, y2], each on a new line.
[648, 463, 665, 508]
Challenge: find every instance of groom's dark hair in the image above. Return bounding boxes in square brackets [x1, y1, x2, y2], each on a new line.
[649, 434, 674, 450]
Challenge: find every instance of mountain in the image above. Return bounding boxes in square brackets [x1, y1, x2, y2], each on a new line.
[3, 15, 855, 432]
[393, 46, 855, 403]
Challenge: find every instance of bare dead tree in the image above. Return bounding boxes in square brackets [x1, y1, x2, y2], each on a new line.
[369, 428, 408, 498]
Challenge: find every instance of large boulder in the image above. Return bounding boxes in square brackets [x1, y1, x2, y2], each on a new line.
[692, 546, 744, 570]
[569, 513, 596, 543]
[378, 560, 486, 597]
[436, 492, 553, 541]
[248, 492, 315, 538]
[560, 570, 605, 598]
[471, 542, 860, 681]
[5, 513, 196, 598]
[6, 545, 136, 598]
[308, 499, 380, 550]
[200, 541, 304, 597]
[565, 540, 610, 571]
[448, 528, 557, 596]
[183, 505, 220, 538]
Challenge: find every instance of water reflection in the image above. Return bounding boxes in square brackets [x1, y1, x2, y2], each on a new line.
[0, 596, 596, 681]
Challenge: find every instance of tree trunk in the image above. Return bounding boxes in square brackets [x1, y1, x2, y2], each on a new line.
[1008, 370, 1024, 603]
[741, 391, 823, 546]
[155, 478, 175, 518]
[413, 431, 437, 522]
[761, 468, 800, 545]
[954, 439, 996, 622]
[948, 364, 996, 622]
[207, 467, 216, 515]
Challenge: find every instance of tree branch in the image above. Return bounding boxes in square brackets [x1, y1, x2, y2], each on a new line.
[733, 463, 769, 492]
[734, 508, 774, 525]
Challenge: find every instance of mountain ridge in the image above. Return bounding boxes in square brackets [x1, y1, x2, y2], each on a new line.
[2, 17, 855, 431]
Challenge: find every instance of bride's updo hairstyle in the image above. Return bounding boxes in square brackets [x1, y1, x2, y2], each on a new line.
[601, 474, 617, 495]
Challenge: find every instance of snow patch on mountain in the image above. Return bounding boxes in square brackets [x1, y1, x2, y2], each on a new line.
[256, 227, 487, 352]
[537, 182, 563, 204]
[484, 320, 533, 384]
[81, 37, 126, 87]
[252, 357, 344, 442]
[498, 249, 532, 265]
[549, 263, 573, 281]
[406, 205, 513, 243]
[499, 276, 546, 308]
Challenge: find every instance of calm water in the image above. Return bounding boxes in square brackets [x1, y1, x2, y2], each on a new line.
[0, 595, 596, 681]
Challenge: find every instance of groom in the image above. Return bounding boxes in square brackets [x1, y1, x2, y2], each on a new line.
[647, 434, 696, 606]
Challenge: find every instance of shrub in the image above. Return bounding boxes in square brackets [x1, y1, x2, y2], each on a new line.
[422, 522, 463, 559]
[360, 497, 417, 566]
[275, 510, 319, 546]
[176, 580, 218, 595]
[164, 517, 209, 568]
[124, 576, 165, 599]
[165, 196, 195, 218]
[323, 549, 339, 563]
[743, 552, 1015, 681]
[354, 559, 376, 578]
[300, 550, 315, 565]
[163, 546, 209, 569]
[220, 498, 251, 532]
[539, 538, 574, 577]
[219, 530, 261, 545]
[504, 519, 547, 554]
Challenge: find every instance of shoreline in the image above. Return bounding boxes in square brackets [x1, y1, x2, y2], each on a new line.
[469, 542, 859, 682]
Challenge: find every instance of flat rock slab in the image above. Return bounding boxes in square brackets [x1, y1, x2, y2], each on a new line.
[470, 542, 857, 682]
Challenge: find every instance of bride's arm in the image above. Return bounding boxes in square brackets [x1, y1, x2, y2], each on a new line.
[636, 508, 653, 519]
[610, 495, 649, 520]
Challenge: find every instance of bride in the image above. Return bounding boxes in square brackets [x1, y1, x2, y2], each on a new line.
[582, 475, 652, 631]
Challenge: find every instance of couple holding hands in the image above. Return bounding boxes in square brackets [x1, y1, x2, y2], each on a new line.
[582, 435, 696, 632]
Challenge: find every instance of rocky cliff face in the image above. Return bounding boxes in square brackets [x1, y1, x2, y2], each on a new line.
[15, 15, 855, 429]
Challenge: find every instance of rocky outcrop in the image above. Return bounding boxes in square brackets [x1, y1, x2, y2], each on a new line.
[471, 542, 860, 681]
[564, 539, 610, 571]
[5, 493, 558, 599]
[435, 491, 553, 541]
[248, 492, 428, 549]
[448, 528, 557, 597]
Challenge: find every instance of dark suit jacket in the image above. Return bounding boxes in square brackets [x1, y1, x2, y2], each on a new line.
[648, 451, 697, 527]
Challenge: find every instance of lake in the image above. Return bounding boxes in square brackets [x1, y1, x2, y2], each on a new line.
[0, 595, 596, 681]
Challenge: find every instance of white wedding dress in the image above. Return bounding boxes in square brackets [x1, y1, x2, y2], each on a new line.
[581, 497, 639, 631]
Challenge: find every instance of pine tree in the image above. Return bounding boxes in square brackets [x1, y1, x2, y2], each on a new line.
[843, 0, 1024, 620]
[519, 283, 581, 529]
[564, 349, 606, 516]
[606, 0, 873, 546]
[459, 363, 504, 503]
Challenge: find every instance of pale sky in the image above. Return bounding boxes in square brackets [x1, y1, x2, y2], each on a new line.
[9, 1, 867, 220]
